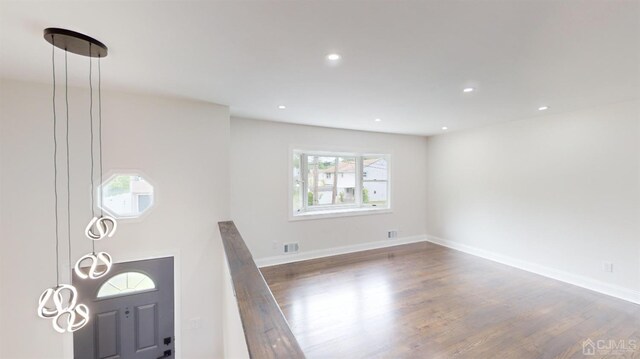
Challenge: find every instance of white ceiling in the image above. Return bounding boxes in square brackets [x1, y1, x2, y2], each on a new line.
[1, 1, 638, 135]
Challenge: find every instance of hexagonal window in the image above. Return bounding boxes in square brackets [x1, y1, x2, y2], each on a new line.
[100, 174, 154, 218]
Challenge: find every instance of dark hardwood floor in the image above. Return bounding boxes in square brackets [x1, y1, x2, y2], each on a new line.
[261, 242, 640, 359]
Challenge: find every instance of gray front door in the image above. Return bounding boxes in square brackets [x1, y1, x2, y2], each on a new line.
[73, 257, 175, 359]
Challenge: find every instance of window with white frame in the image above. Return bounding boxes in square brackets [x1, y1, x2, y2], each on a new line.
[99, 174, 154, 219]
[292, 150, 390, 217]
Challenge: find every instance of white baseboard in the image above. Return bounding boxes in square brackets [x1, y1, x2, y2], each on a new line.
[255, 235, 428, 268]
[426, 235, 640, 305]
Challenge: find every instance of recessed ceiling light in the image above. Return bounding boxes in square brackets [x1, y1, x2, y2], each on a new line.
[277, 105, 286, 110]
[374, 118, 382, 122]
[463, 87, 475, 93]
[538, 106, 549, 111]
[326, 53, 341, 61]
[442, 126, 448, 130]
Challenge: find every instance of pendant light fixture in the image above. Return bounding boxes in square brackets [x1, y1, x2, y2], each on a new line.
[74, 33, 117, 281]
[38, 28, 114, 334]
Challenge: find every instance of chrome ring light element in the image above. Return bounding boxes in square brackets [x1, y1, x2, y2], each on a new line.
[74, 251, 113, 279]
[37, 288, 59, 319]
[84, 215, 117, 240]
[37, 284, 78, 319]
[52, 304, 90, 333]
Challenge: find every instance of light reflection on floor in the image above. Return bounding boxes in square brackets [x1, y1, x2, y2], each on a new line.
[287, 270, 395, 355]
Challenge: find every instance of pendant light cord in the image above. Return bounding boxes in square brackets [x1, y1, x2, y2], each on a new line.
[51, 39, 60, 286]
[89, 45, 96, 255]
[98, 56, 103, 219]
[89, 47, 95, 220]
[65, 50, 72, 271]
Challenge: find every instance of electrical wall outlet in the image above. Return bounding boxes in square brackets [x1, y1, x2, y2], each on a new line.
[387, 230, 398, 239]
[283, 242, 299, 254]
[602, 262, 613, 273]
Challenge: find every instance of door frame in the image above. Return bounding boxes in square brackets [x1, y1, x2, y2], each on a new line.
[65, 249, 182, 358]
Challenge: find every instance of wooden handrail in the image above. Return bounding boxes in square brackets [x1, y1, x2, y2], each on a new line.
[218, 221, 306, 359]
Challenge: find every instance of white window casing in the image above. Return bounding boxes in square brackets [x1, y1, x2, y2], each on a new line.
[290, 149, 391, 220]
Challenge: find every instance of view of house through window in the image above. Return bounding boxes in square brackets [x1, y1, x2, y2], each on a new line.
[307, 155, 357, 206]
[100, 174, 155, 218]
[363, 156, 389, 206]
[292, 151, 390, 216]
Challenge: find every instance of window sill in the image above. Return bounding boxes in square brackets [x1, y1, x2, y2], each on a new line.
[290, 207, 392, 221]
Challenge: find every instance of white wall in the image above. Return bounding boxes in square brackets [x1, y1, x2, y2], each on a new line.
[0, 79, 230, 358]
[222, 255, 250, 359]
[230, 117, 428, 260]
[425, 100, 640, 298]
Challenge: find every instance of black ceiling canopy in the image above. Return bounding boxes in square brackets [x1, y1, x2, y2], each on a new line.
[43, 28, 108, 58]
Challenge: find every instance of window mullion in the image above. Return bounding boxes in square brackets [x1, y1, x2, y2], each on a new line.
[301, 153, 308, 212]
[356, 156, 363, 207]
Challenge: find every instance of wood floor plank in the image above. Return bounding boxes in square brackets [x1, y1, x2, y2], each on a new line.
[261, 242, 640, 359]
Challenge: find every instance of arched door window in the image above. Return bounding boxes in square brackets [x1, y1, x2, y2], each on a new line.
[97, 272, 156, 298]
